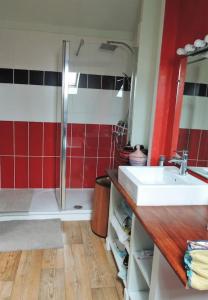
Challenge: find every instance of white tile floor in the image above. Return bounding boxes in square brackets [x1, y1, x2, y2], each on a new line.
[0, 188, 93, 214]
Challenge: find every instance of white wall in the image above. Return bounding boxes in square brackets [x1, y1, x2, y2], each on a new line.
[180, 58, 208, 130]
[180, 96, 208, 130]
[0, 28, 132, 124]
[130, 0, 165, 148]
[186, 59, 208, 84]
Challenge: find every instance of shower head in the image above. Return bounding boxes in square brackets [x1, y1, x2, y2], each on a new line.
[107, 41, 134, 54]
[99, 43, 118, 51]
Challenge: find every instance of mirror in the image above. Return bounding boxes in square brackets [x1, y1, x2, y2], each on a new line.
[177, 52, 208, 178]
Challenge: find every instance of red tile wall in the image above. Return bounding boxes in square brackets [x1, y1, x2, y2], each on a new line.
[0, 121, 115, 189]
[178, 128, 208, 166]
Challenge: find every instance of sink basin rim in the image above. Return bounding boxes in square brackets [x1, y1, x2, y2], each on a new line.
[119, 166, 206, 187]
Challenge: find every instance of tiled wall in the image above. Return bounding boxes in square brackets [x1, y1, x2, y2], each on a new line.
[178, 128, 208, 166]
[0, 121, 115, 189]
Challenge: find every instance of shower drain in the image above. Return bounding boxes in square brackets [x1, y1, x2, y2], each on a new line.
[73, 205, 83, 210]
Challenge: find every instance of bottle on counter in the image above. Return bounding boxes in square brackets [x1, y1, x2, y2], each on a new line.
[159, 155, 165, 166]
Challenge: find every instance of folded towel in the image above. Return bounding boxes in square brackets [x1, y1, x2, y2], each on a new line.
[184, 240, 208, 290]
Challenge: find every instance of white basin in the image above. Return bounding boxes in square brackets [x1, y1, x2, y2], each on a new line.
[118, 166, 208, 206]
[188, 167, 208, 179]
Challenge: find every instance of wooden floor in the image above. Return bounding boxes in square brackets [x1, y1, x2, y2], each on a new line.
[0, 221, 124, 300]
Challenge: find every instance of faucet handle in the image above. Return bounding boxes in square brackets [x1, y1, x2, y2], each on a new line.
[177, 150, 189, 160]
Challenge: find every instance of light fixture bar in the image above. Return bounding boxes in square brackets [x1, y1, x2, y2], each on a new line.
[176, 34, 208, 57]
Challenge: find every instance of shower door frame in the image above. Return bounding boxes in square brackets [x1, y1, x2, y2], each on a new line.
[59, 40, 70, 210]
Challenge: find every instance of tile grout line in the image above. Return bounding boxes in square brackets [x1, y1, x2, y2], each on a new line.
[42, 122, 44, 189]
[0, 154, 114, 158]
[86, 74, 88, 89]
[96, 124, 101, 178]
[69, 124, 72, 188]
[27, 122, 29, 188]
[112, 125, 116, 168]
[82, 124, 87, 188]
[13, 121, 15, 188]
[109, 125, 114, 168]
[196, 130, 202, 166]
[0, 155, 1, 189]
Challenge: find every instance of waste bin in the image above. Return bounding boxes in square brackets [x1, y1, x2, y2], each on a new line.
[91, 176, 111, 238]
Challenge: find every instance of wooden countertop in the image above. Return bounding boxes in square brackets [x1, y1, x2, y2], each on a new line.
[107, 169, 208, 287]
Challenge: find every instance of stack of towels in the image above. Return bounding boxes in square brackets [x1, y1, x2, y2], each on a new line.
[184, 240, 208, 290]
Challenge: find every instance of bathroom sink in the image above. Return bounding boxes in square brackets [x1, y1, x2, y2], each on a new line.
[188, 167, 208, 179]
[118, 166, 208, 206]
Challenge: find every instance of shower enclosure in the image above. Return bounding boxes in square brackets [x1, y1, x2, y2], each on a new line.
[58, 39, 137, 211]
[0, 37, 136, 216]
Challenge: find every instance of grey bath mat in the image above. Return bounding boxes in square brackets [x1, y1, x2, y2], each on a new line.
[0, 190, 33, 212]
[0, 219, 63, 252]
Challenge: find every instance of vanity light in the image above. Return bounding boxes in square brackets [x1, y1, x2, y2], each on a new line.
[177, 36, 208, 57]
[176, 48, 187, 55]
[184, 44, 195, 52]
[194, 39, 206, 48]
[204, 34, 208, 43]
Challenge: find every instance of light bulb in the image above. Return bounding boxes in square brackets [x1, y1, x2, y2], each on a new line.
[204, 34, 208, 43]
[176, 48, 187, 55]
[194, 39, 206, 48]
[184, 44, 195, 52]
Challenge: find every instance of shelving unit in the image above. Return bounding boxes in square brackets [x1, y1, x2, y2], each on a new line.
[133, 252, 153, 287]
[106, 183, 154, 300]
[107, 176, 208, 300]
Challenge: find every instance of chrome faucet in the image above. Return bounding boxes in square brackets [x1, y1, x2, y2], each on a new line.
[169, 150, 189, 175]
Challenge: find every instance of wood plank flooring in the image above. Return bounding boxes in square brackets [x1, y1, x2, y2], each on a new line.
[0, 221, 123, 300]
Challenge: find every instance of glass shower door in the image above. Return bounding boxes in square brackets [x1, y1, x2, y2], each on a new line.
[57, 39, 137, 211]
[56, 40, 70, 210]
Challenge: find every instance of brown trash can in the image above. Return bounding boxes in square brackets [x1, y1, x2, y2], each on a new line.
[91, 176, 111, 238]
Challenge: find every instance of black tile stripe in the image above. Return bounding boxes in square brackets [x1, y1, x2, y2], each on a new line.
[29, 70, 44, 85]
[0, 68, 132, 91]
[124, 76, 131, 91]
[14, 69, 28, 84]
[0, 68, 13, 83]
[102, 75, 115, 90]
[78, 73, 87, 88]
[44, 71, 61, 86]
[184, 82, 208, 97]
[88, 74, 101, 89]
[115, 76, 124, 90]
